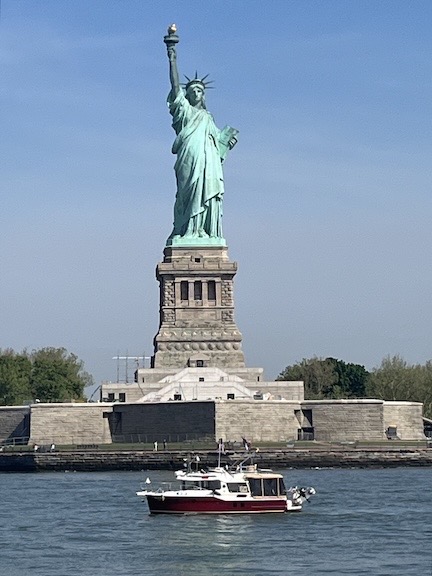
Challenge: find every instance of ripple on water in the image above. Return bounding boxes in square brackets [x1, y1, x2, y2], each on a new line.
[0, 468, 431, 576]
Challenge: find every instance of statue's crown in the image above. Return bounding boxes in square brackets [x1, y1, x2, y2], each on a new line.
[183, 72, 214, 91]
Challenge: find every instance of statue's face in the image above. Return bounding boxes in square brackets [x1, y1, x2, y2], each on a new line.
[186, 84, 204, 106]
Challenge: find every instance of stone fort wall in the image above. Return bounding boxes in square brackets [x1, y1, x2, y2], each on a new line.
[383, 401, 425, 440]
[215, 400, 301, 443]
[304, 400, 384, 442]
[0, 406, 30, 443]
[29, 403, 113, 445]
[0, 399, 425, 446]
[109, 401, 216, 442]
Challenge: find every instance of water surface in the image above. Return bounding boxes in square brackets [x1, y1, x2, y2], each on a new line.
[1, 467, 431, 575]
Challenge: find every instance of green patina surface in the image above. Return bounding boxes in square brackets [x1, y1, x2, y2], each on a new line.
[164, 26, 238, 248]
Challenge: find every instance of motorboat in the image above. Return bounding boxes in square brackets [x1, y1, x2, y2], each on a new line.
[136, 452, 316, 515]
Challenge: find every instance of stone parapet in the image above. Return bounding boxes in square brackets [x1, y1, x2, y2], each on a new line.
[257, 381, 304, 401]
[161, 246, 232, 263]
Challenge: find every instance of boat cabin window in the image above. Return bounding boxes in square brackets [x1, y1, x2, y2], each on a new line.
[203, 480, 221, 490]
[227, 482, 249, 493]
[263, 478, 278, 496]
[181, 481, 202, 489]
[247, 477, 285, 497]
[248, 478, 262, 496]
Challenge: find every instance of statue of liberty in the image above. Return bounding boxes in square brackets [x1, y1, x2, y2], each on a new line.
[164, 25, 238, 246]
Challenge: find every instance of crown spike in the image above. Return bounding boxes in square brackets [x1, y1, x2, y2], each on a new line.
[183, 73, 215, 91]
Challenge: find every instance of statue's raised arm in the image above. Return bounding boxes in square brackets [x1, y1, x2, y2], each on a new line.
[164, 24, 180, 99]
[163, 25, 238, 247]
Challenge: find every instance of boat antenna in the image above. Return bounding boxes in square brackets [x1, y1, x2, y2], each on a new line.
[217, 438, 224, 468]
[232, 448, 260, 472]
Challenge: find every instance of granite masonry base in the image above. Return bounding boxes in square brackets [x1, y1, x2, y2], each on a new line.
[1, 447, 432, 472]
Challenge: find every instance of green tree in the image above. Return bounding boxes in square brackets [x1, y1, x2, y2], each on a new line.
[367, 355, 412, 400]
[277, 356, 369, 399]
[327, 357, 369, 398]
[276, 357, 335, 398]
[0, 347, 93, 405]
[0, 349, 32, 405]
[367, 355, 432, 418]
[30, 347, 92, 403]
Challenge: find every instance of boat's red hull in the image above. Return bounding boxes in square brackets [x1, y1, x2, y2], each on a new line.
[146, 495, 287, 514]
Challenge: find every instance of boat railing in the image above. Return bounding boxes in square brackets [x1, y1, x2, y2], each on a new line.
[183, 484, 209, 491]
[140, 481, 173, 492]
[230, 449, 261, 472]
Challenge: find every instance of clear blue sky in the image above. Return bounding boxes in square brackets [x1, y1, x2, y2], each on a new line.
[1, 1, 432, 392]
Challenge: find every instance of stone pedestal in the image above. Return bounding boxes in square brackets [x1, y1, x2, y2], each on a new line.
[152, 245, 245, 369]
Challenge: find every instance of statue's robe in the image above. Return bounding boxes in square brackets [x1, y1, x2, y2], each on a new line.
[168, 90, 224, 239]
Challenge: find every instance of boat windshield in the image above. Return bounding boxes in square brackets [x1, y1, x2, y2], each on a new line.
[248, 477, 285, 496]
[227, 482, 249, 493]
[263, 478, 278, 496]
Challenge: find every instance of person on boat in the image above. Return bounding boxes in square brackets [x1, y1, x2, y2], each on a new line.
[242, 437, 250, 451]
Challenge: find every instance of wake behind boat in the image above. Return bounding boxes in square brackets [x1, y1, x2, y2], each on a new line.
[136, 451, 316, 515]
